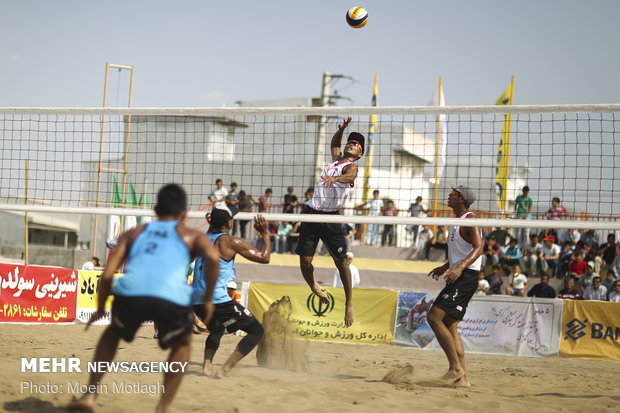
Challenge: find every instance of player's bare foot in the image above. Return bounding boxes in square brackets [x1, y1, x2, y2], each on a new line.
[66, 395, 95, 412]
[454, 376, 471, 388]
[311, 283, 330, 305]
[438, 368, 465, 384]
[344, 303, 354, 327]
[215, 367, 230, 379]
[201, 361, 215, 377]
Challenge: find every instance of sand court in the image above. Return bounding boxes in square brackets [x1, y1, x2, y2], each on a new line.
[1, 322, 619, 413]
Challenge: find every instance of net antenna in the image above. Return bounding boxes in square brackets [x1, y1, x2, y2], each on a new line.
[92, 62, 135, 257]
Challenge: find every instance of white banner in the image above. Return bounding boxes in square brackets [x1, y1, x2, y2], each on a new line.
[394, 293, 564, 357]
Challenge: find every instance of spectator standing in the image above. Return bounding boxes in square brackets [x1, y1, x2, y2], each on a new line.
[301, 187, 314, 207]
[258, 188, 274, 213]
[583, 276, 607, 301]
[333, 252, 360, 288]
[486, 265, 503, 295]
[527, 274, 556, 298]
[514, 186, 533, 249]
[558, 278, 581, 300]
[343, 223, 356, 252]
[282, 186, 299, 214]
[488, 227, 513, 249]
[237, 190, 255, 239]
[546, 197, 569, 220]
[209, 178, 228, 208]
[381, 200, 397, 246]
[608, 280, 620, 302]
[81, 256, 100, 271]
[506, 264, 528, 296]
[360, 189, 383, 246]
[226, 182, 240, 236]
[408, 196, 429, 245]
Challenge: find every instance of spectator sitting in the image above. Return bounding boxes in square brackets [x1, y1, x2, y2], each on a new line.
[488, 227, 513, 248]
[568, 251, 587, 279]
[506, 264, 528, 296]
[537, 235, 561, 278]
[500, 238, 521, 276]
[557, 242, 574, 279]
[538, 228, 559, 246]
[425, 226, 448, 261]
[411, 225, 433, 260]
[608, 280, 620, 302]
[612, 245, 620, 279]
[332, 252, 360, 288]
[559, 228, 581, 246]
[583, 276, 607, 301]
[578, 262, 599, 294]
[274, 221, 293, 253]
[475, 271, 490, 295]
[558, 277, 581, 300]
[587, 243, 603, 274]
[601, 233, 617, 270]
[581, 229, 600, 249]
[486, 265, 503, 295]
[527, 274, 556, 298]
[601, 270, 617, 295]
[81, 256, 100, 271]
[482, 237, 501, 268]
[519, 234, 543, 277]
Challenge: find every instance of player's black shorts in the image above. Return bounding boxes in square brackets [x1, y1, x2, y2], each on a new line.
[193, 299, 256, 334]
[295, 205, 347, 261]
[432, 268, 479, 321]
[111, 296, 193, 350]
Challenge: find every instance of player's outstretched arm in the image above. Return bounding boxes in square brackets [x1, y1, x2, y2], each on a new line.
[330, 116, 352, 161]
[230, 215, 271, 264]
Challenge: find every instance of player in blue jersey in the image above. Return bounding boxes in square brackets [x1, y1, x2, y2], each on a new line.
[191, 206, 271, 377]
[68, 184, 220, 413]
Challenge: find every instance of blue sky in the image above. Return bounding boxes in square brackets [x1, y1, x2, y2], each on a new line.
[1, 0, 619, 108]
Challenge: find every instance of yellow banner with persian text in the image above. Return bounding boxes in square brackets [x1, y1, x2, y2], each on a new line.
[76, 270, 122, 324]
[248, 283, 397, 345]
[559, 300, 620, 361]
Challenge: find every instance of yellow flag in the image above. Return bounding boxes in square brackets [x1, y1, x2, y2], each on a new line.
[495, 77, 514, 212]
[362, 73, 378, 203]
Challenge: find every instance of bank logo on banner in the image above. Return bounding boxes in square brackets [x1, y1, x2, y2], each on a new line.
[306, 291, 335, 317]
[565, 318, 588, 341]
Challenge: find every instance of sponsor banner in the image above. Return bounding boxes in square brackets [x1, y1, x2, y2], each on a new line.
[560, 300, 620, 361]
[76, 270, 118, 325]
[248, 283, 397, 345]
[0, 263, 78, 323]
[395, 293, 563, 357]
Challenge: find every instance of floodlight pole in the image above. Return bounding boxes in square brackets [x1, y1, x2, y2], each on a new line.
[92, 62, 134, 258]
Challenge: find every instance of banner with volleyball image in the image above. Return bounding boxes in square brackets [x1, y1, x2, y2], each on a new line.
[247, 283, 397, 345]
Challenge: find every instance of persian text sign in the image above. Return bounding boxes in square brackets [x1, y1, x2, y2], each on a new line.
[248, 283, 397, 345]
[560, 300, 620, 361]
[76, 270, 117, 324]
[0, 263, 78, 323]
[422, 296, 563, 357]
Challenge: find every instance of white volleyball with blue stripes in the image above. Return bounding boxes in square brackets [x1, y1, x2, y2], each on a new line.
[346, 6, 368, 29]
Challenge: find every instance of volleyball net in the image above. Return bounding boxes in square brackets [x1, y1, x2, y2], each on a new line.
[0, 105, 619, 253]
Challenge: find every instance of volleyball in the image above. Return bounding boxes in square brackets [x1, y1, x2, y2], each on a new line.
[346, 6, 368, 29]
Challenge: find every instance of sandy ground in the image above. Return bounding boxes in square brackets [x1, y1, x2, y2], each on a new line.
[1, 323, 619, 413]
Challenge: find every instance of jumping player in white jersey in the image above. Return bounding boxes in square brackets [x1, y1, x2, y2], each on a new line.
[427, 184, 483, 388]
[296, 116, 363, 327]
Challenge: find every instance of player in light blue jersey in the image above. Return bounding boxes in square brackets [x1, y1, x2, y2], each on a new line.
[69, 184, 220, 413]
[191, 206, 271, 377]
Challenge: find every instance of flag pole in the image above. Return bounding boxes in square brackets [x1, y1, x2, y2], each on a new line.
[432, 76, 443, 222]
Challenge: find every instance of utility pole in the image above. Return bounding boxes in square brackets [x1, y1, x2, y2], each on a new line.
[314, 72, 355, 182]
